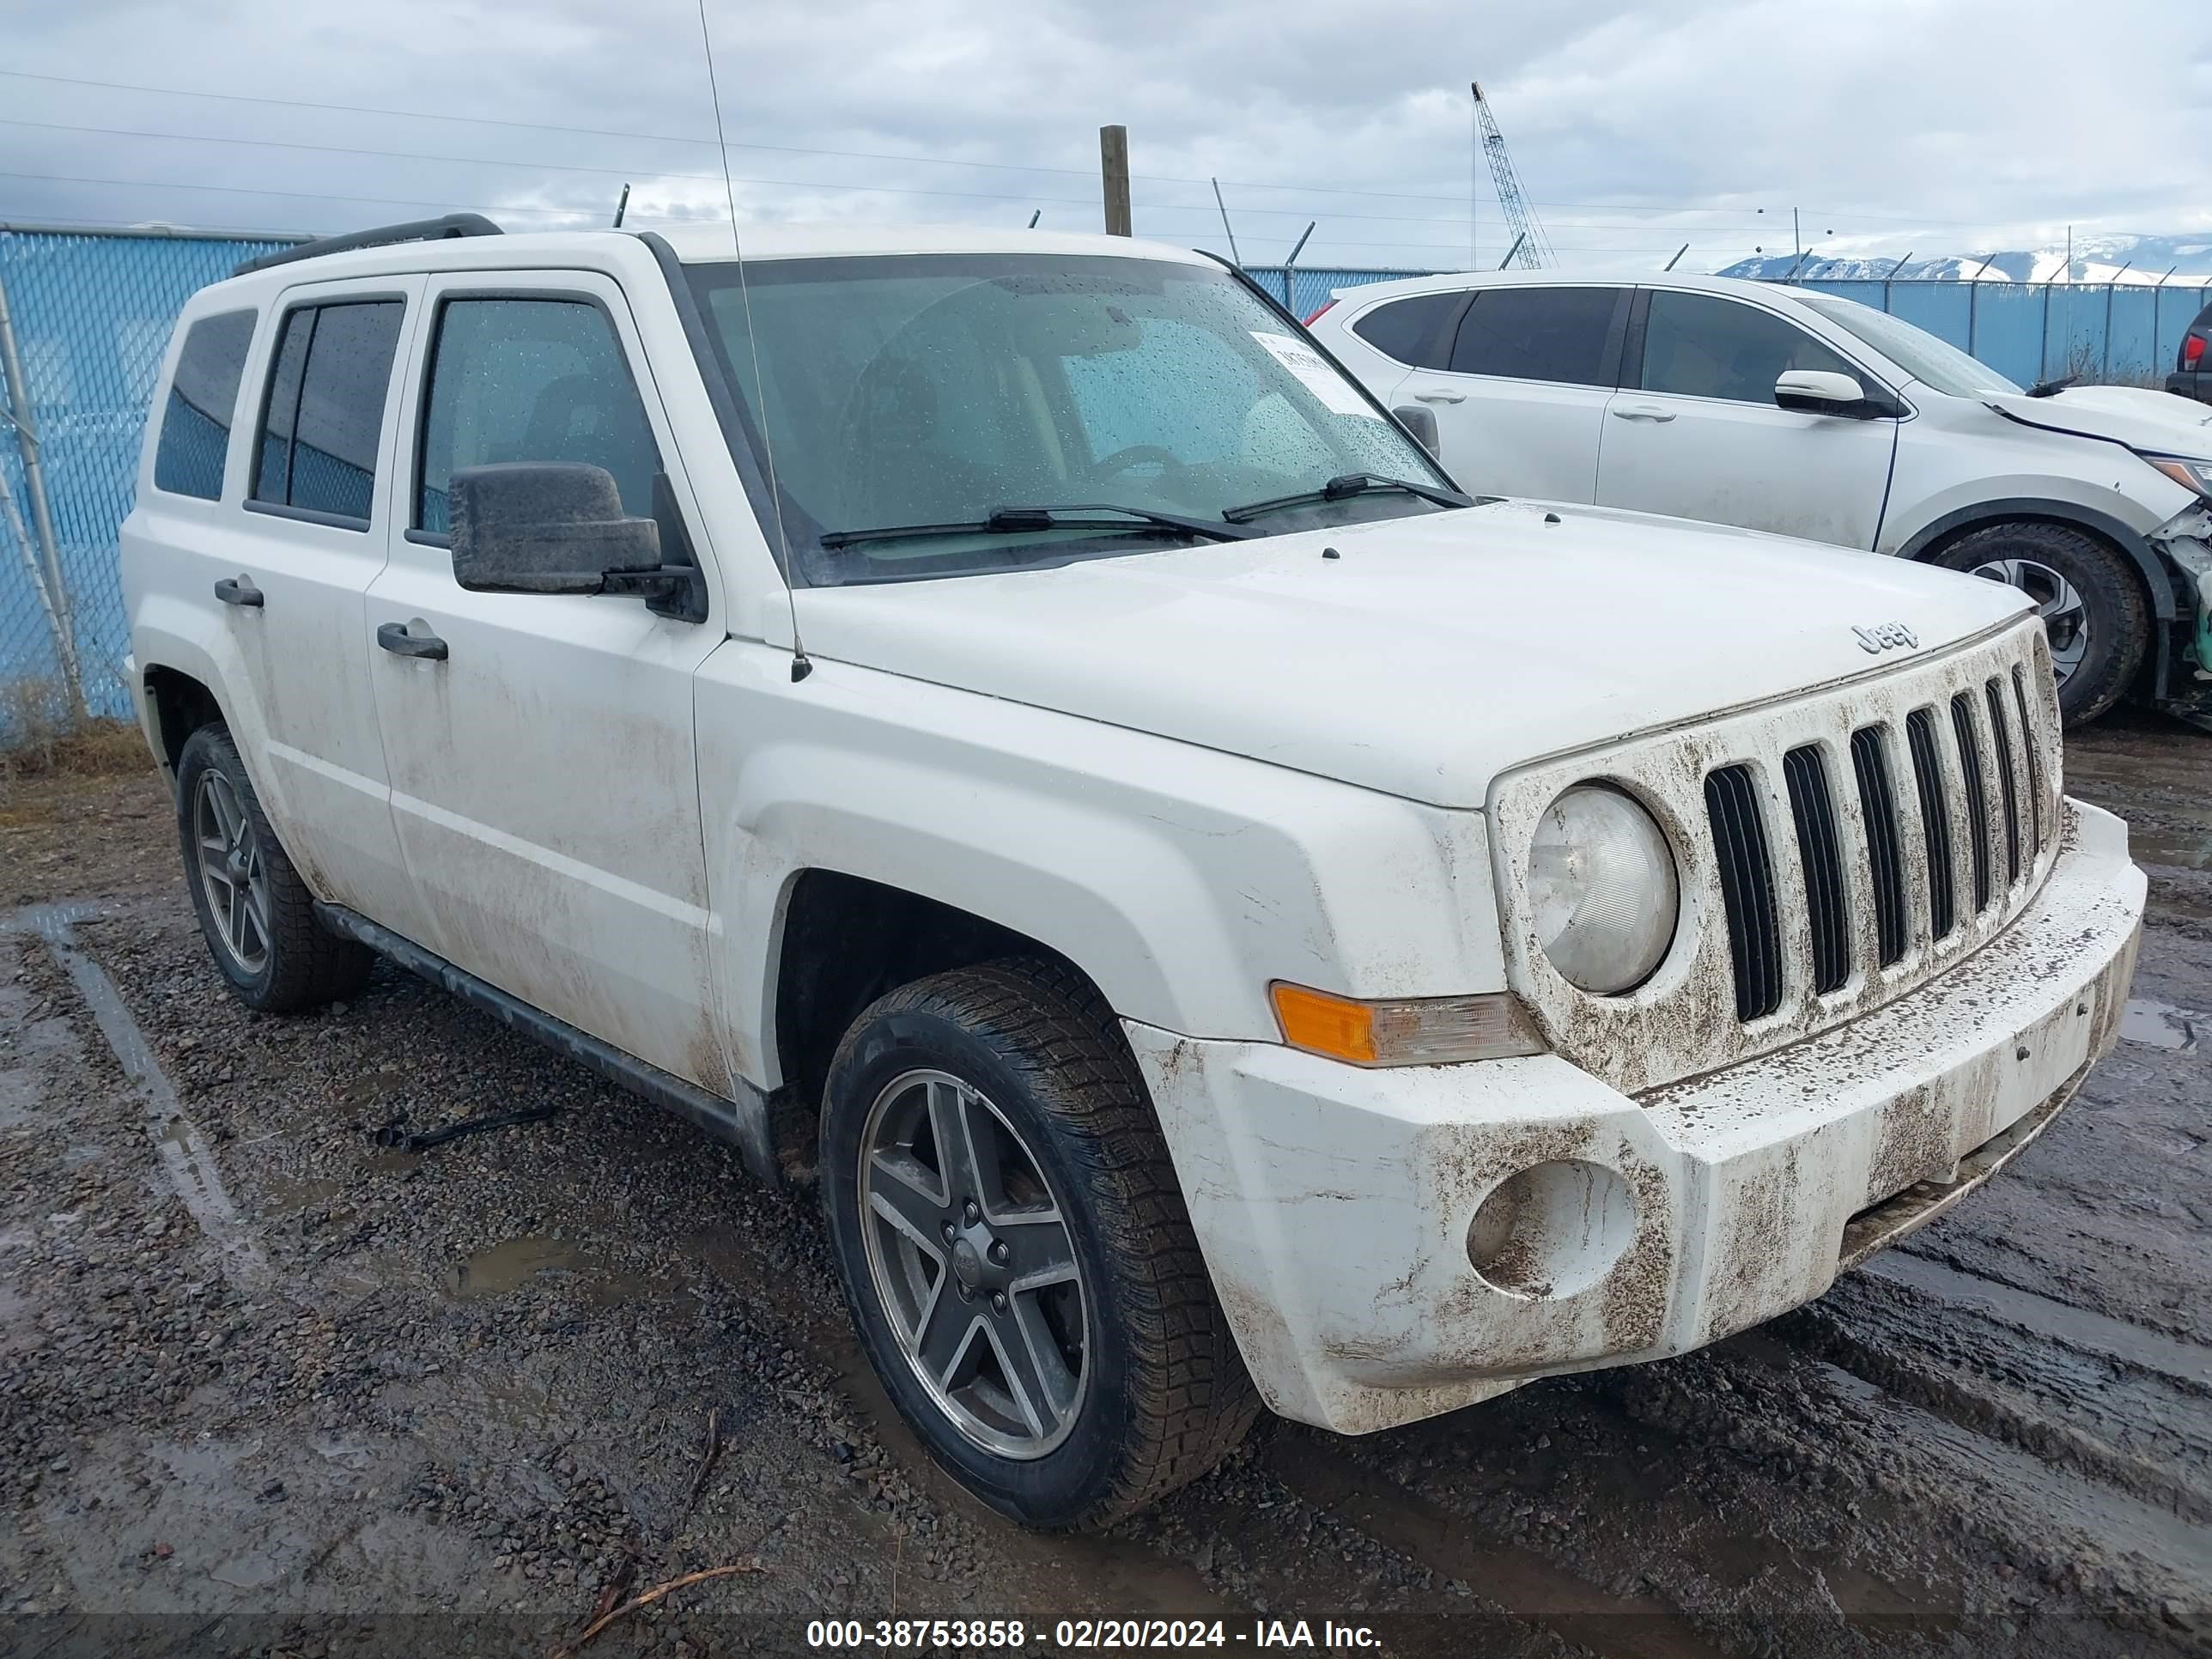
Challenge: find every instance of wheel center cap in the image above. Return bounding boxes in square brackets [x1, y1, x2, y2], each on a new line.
[951, 1238, 983, 1291]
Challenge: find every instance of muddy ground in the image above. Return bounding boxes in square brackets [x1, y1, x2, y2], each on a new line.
[1, 717, 2206, 1659]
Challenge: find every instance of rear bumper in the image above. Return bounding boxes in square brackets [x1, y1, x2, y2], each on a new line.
[1126, 799, 2144, 1435]
[2164, 372, 2212, 405]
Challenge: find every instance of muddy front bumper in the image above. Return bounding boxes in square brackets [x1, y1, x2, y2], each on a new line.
[1123, 799, 2145, 1436]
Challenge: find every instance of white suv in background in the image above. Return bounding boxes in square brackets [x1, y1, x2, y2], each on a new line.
[1311, 271, 2212, 726]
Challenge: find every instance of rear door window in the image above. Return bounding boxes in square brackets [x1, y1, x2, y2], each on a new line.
[153, 309, 256, 500]
[414, 296, 661, 535]
[1638, 291, 1855, 404]
[1449, 287, 1625, 386]
[251, 299, 405, 525]
[1349, 291, 1468, 368]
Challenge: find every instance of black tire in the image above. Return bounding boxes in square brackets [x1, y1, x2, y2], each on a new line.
[173, 723, 374, 1012]
[1928, 520, 2149, 726]
[820, 957, 1257, 1529]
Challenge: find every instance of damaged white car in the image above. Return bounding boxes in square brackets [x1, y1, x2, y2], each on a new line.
[121, 220, 2145, 1529]
[1312, 270, 2212, 728]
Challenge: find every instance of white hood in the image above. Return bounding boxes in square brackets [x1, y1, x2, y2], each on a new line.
[1984, 385, 2212, 456]
[793, 501, 2033, 808]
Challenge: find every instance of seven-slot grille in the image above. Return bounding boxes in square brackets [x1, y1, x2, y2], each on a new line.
[1705, 668, 2057, 1024]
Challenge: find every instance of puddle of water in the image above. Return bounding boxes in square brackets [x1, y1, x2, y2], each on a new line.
[2121, 997, 2202, 1053]
[443, 1235, 665, 1309]
[2130, 830, 2212, 872]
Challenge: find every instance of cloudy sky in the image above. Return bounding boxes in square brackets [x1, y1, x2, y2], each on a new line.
[3, 0, 2207, 273]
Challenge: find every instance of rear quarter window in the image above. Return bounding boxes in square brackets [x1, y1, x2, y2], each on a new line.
[1348, 291, 1468, 368]
[1449, 287, 1624, 386]
[250, 299, 406, 526]
[152, 309, 256, 501]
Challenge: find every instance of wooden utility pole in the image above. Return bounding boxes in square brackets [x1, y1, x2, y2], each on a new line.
[1099, 125, 1132, 236]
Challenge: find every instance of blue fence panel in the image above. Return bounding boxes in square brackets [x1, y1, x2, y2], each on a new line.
[2106, 287, 2159, 382]
[0, 228, 295, 726]
[1966, 284, 2047, 387]
[1246, 266, 1433, 322]
[1799, 279, 1887, 313]
[2050, 284, 2104, 382]
[1887, 279, 1972, 349]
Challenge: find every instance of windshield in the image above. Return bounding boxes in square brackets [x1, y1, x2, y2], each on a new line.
[684, 254, 1455, 584]
[1796, 294, 2022, 398]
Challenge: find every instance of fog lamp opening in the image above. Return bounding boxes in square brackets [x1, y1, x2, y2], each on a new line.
[1466, 1159, 1636, 1300]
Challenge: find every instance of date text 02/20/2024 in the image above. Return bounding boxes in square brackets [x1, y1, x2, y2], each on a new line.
[805, 1619, 1383, 1649]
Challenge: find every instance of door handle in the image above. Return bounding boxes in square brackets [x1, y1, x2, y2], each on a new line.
[1610, 404, 1678, 422]
[213, 576, 264, 608]
[1412, 387, 1468, 404]
[377, 621, 448, 661]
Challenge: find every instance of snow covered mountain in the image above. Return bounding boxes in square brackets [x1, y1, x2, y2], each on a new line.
[1720, 233, 2212, 284]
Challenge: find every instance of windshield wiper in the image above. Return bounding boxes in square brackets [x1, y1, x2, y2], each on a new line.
[2025, 374, 2079, 399]
[1222, 472, 1473, 523]
[820, 502, 1254, 550]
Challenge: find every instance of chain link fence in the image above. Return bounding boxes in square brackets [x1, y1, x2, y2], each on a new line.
[0, 226, 299, 738]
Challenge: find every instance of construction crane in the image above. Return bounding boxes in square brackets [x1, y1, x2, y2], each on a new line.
[1472, 82, 1554, 270]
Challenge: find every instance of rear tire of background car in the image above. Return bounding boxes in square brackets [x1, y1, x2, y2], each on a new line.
[819, 957, 1258, 1530]
[1928, 520, 2148, 726]
[173, 724, 374, 1013]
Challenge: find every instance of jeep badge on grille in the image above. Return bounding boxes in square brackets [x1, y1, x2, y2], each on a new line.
[1853, 622, 1919, 653]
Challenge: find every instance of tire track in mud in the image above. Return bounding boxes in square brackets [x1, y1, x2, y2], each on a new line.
[1259, 1433, 1729, 1659]
[1717, 1328, 2212, 1638]
[1803, 1258, 2212, 1522]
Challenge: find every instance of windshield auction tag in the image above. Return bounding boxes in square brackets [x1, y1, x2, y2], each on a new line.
[1250, 332, 1383, 419]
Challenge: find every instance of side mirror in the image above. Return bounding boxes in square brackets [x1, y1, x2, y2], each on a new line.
[1775, 368, 1874, 417]
[1393, 404, 1442, 459]
[449, 462, 661, 594]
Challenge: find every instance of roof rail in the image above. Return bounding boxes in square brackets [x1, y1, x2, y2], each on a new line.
[232, 213, 501, 276]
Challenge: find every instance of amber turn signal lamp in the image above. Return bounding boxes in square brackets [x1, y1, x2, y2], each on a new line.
[1268, 982, 1548, 1067]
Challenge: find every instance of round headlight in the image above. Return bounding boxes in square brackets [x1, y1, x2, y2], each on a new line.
[1527, 785, 1680, 994]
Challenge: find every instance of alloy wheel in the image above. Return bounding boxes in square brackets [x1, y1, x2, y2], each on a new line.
[192, 769, 271, 975]
[1972, 557, 2088, 686]
[857, 1068, 1089, 1459]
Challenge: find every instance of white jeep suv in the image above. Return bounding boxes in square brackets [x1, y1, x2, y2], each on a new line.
[121, 217, 2144, 1528]
[1310, 270, 2212, 727]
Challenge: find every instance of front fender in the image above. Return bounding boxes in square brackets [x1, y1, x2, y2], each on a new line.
[694, 646, 1508, 1090]
[1887, 491, 2179, 623]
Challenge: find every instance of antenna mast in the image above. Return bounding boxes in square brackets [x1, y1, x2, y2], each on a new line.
[1471, 82, 1554, 270]
[696, 0, 807, 680]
